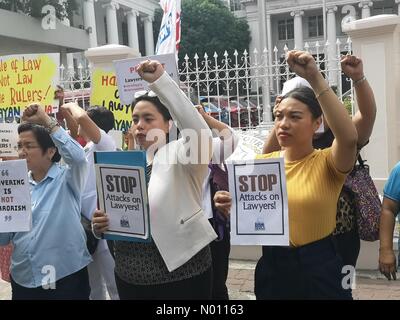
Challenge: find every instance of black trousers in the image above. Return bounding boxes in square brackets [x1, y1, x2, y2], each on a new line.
[209, 219, 230, 300]
[254, 236, 353, 300]
[115, 267, 212, 300]
[11, 267, 90, 300]
[334, 228, 360, 268]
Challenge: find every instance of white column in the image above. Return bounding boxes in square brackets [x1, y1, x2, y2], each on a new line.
[103, 1, 119, 44]
[266, 14, 272, 61]
[83, 0, 98, 48]
[258, 0, 267, 51]
[142, 16, 154, 55]
[258, 0, 270, 122]
[358, 1, 373, 19]
[126, 9, 140, 53]
[342, 16, 400, 194]
[396, 0, 400, 16]
[290, 10, 304, 50]
[326, 5, 338, 85]
[61, 18, 74, 68]
[266, 13, 273, 92]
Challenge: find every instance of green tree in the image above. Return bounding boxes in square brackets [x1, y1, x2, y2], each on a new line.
[153, 0, 251, 62]
[0, 0, 78, 21]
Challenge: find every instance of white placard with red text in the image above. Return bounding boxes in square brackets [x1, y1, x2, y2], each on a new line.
[113, 53, 179, 105]
[0, 159, 31, 232]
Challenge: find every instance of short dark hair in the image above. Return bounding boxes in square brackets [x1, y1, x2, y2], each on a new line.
[86, 106, 115, 133]
[282, 87, 322, 119]
[17, 123, 61, 162]
[132, 94, 172, 122]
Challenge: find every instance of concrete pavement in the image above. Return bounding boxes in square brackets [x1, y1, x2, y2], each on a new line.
[227, 260, 400, 300]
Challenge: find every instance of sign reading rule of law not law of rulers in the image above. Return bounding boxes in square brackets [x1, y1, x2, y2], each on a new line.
[227, 158, 289, 246]
[0, 53, 60, 122]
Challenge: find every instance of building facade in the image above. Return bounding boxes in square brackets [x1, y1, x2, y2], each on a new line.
[0, 0, 159, 67]
[231, 0, 399, 57]
[221, 0, 399, 93]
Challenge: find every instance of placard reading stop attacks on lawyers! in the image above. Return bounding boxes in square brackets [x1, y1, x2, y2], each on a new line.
[226, 158, 289, 246]
[0, 159, 31, 233]
[95, 163, 149, 242]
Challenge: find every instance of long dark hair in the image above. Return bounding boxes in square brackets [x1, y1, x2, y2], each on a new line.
[282, 87, 322, 119]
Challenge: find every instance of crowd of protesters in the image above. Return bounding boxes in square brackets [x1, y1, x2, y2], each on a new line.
[1, 51, 398, 300]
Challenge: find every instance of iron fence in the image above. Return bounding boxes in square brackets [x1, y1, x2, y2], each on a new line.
[60, 38, 355, 130]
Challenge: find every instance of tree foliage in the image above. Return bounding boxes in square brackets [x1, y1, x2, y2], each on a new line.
[0, 0, 78, 21]
[153, 0, 251, 62]
[179, 0, 250, 61]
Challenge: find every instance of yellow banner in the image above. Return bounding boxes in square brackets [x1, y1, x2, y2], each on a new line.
[90, 69, 133, 131]
[0, 53, 59, 122]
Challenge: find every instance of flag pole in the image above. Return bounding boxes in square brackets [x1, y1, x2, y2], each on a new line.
[322, 0, 327, 42]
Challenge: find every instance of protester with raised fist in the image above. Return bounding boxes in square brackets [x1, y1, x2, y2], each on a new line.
[255, 50, 358, 299]
[0, 103, 91, 299]
[92, 60, 216, 300]
[263, 55, 377, 269]
[60, 102, 119, 300]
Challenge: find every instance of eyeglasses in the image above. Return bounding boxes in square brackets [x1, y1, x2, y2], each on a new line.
[134, 90, 157, 99]
[17, 143, 41, 151]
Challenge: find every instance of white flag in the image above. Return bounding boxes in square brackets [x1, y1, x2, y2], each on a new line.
[155, 0, 181, 57]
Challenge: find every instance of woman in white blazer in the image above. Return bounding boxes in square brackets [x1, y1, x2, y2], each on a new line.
[92, 60, 217, 299]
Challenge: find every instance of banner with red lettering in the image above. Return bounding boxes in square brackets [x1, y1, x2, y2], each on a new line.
[113, 53, 178, 105]
[226, 158, 289, 246]
[0, 159, 31, 233]
[0, 53, 59, 123]
[90, 66, 133, 132]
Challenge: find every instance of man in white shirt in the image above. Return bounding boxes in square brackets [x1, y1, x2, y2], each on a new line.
[61, 103, 119, 300]
[196, 105, 238, 299]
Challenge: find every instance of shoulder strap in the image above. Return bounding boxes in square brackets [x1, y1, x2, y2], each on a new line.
[358, 154, 365, 168]
[209, 163, 229, 191]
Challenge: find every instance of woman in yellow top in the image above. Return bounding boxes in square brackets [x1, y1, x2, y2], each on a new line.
[255, 50, 358, 300]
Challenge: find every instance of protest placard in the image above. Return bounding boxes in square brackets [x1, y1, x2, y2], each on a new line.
[113, 53, 178, 105]
[227, 158, 289, 246]
[0, 53, 60, 123]
[0, 159, 31, 232]
[227, 132, 265, 161]
[95, 151, 150, 242]
[0, 123, 18, 157]
[90, 67, 133, 131]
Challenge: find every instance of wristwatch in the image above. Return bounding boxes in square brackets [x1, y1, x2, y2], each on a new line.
[45, 117, 60, 133]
